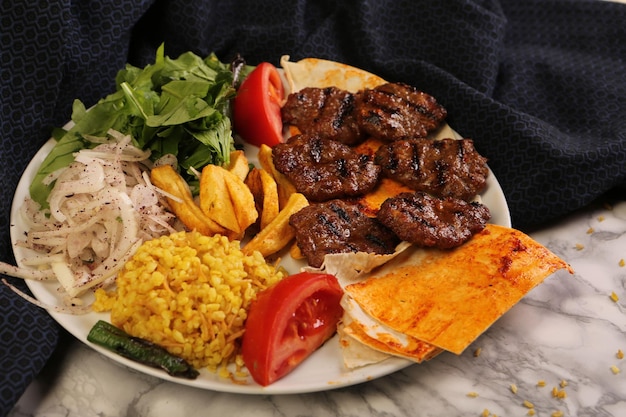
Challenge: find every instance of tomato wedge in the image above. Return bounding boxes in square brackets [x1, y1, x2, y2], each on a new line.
[241, 272, 344, 386]
[233, 62, 285, 147]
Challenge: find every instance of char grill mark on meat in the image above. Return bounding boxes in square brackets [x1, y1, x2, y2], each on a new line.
[376, 191, 491, 249]
[281, 87, 363, 145]
[355, 83, 447, 141]
[272, 134, 381, 202]
[290, 199, 400, 268]
[374, 138, 489, 201]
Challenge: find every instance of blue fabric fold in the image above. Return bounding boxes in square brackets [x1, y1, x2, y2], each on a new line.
[2, 0, 625, 414]
[126, 0, 626, 227]
[0, 1, 154, 414]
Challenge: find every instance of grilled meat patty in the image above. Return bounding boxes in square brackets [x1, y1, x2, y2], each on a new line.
[374, 138, 489, 201]
[290, 199, 400, 268]
[355, 82, 447, 141]
[272, 133, 381, 202]
[281, 86, 363, 145]
[377, 191, 491, 249]
[281, 83, 447, 144]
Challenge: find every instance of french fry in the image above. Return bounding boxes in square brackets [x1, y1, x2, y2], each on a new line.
[245, 168, 279, 230]
[242, 192, 308, 258]
[257, 144, 297, 209]
[150, 165, 227, 237]
[224, 150, 250, 182]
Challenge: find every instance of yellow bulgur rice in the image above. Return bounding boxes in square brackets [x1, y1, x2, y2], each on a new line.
[93, 230, 285, 376]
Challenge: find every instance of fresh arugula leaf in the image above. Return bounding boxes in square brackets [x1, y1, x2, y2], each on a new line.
[29, 45, 238, 207]
[120, 82, 157, 120]
[147, 96, 216, 127]
[30, 100, 130, 203]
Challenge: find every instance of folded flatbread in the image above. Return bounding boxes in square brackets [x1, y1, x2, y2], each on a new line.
[336, 320, 391, 369]
[344, 224, 573, 355]
[281, 55, 386, 93]
[341, 297, 442, 362]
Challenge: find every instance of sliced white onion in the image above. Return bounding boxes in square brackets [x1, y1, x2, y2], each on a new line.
[19, 253, 66, 266]
[1, 279, 92, 314]
[16, 129, 178, 303]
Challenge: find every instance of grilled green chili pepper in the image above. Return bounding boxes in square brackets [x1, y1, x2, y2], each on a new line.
[87, 320, 199, 379]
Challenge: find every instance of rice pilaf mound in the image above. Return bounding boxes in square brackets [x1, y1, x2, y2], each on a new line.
[93, 230, 285, 376]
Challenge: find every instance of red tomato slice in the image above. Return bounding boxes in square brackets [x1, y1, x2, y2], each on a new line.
[233, 62, 285, 147]
[241, 272, 344, 386]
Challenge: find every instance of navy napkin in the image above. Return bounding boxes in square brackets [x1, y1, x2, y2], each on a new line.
[2, 0, 625, 414]
[0, 1, 153, 414]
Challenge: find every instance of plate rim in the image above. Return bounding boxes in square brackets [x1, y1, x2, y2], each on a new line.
[9, 133, 510, 394]
[9, 65, 511, 392]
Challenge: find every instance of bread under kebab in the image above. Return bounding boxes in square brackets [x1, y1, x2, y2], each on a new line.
[281, 56, 573, 367]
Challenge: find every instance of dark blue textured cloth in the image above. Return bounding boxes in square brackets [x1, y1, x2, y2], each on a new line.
[2, 0, 625, 414]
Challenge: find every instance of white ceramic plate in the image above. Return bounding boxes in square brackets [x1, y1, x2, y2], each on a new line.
[10, 136, 510, 394]
[10, 66, 510, 393]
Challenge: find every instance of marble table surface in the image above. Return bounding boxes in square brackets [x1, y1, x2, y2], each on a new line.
[8, 192, 626, 417]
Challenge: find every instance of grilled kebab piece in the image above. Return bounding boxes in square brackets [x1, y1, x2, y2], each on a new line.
[281, 82, 447, 144]
[376, 191, 491, 249]
[281, 86, 362, 145]
[272, 133, 381, 202]
[289, 199, 400, 268]
[374, 138, 489, 201]
[355, 82, 447, 141]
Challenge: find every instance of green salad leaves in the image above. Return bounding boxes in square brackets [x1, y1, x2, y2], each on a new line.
[30, 45, 244, 207]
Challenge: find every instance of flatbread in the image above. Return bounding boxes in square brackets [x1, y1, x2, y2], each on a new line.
[280, 55, 386, 93]
[336, 320, 391, 369]
[303, 241, 412, 286]
[345, 224, 574, 354]
[341, 297, 442, 363]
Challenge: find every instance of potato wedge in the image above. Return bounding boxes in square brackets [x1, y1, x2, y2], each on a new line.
[199, 165, 242, 234]
[224, 150, 250, 182]
[242, 192, 308, 257]
[222, 168, 258, 234]
[257, 144, 297, 210]
[245, 168, 280, 230]
[150, 165, 227, 237]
